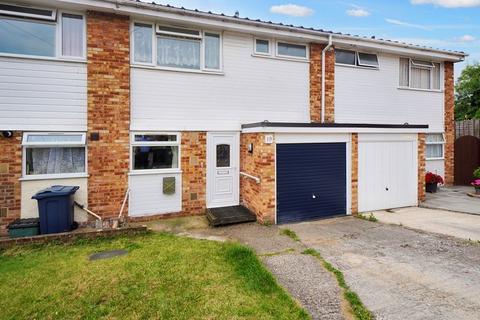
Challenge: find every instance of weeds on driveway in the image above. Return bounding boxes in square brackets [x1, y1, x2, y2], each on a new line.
[302, 248, 373, 320]
[356, 213, 378, 222]
[280, 228, 300, 241]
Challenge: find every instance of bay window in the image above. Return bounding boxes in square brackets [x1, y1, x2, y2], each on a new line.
[426, 133, 445, 159]
[131, 133, 180, 171]
[23, 133, 86, 178]
[399, 58, 441, 90]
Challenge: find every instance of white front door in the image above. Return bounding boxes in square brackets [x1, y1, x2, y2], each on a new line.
[207, 132, 240, 208]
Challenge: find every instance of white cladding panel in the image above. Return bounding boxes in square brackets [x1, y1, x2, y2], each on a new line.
[131, 31, 310, 131]
[0, 57, 87, 131]
[426, 159, 445, 178]
[358, 134, 418, 212]
[335, 53, 444, 132]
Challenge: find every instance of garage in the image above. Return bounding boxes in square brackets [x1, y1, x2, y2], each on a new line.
[276, 142, 347, 224]
[358, 134, 418, 212]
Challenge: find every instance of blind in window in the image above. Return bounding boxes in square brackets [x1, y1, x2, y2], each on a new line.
[62, 14, 83, 57]
[399, 58, 409, 86]
[411, 66, 430, 89]
[432, 63, 441, 90]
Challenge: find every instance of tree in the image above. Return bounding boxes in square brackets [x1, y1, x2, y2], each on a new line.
[455, 63, 480, 120]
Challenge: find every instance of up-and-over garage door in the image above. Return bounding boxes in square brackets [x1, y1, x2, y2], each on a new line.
[276, 143, 347, 224]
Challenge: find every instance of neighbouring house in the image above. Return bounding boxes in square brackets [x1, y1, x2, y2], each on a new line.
[0, 0, 466, 233]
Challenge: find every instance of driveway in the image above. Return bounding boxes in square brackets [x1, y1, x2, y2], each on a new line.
[421, 186, 480, 215]
[287, 217, 480, 320]
[374, 207, 480, 241]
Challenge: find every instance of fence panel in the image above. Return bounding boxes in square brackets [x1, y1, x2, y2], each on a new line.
[456, 119, 480, 138]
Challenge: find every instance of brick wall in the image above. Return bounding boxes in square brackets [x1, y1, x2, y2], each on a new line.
[0, 132, 22, 235]
[181, 132, 207, 215]
[309, 43, 335, 123]
[351, 133, 358, 214]
[444, 62, 455, 186]
[418, 133, 426, 202]
[86, 11, 130, 218]
[240, 133, 276, 224]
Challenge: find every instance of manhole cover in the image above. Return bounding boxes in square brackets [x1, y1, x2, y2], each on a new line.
[89, 249, 128, 261]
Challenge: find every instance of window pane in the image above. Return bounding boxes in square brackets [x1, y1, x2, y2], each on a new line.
[26, 147, 85, 175]
[134, 23, 152, 63]
[426, 133, 444, 143]
[277, 42, 306, 58]
[157, 25, 200, 37]
[205, 33, 220, 69]
[335, 49, 355, 65]
[255, 39, 269, 54]
[0, 17, 55, 56]
[411, 66, 431, 89]
[62, 13, 83, 57]
[411, 59, 434, 68]
[134, 134, 177, 142]
[432, 63, 441, 90]
[216, 144, 230, 167]
[133, 146, 178, 170]
[399, 58, 409, 86]
[357, 52, 378, 67]
[426, 144, 443, 159]
[157, 36, 200, 69]
[26, 134, 84, 143]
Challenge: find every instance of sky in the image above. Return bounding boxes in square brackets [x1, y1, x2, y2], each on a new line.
[154, 0, 480, 80]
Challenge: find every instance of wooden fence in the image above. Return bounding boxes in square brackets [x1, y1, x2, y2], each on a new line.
[456, 119, 480, 138]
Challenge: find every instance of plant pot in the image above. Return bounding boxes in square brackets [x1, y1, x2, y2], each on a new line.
[426, 182, 438, 193]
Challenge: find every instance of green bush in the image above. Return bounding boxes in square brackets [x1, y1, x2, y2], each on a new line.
[474, 167, 480, 179]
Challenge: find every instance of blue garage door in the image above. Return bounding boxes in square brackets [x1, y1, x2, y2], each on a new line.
[276, 143, 347, 224]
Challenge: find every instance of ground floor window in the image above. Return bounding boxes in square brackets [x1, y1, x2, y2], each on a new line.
[22, 132, 86, 177]
[131, 133, 180, 171]
[426, 133, 445, 160]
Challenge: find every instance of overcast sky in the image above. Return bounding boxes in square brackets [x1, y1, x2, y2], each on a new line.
[155, 0, 480, 80]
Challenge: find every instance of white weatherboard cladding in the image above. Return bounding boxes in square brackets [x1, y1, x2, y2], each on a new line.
[358, 134, 418, 212]
[335, 53, 444, 132]
[0, 57, 87, 131]
[426, 159, 445, 177]
[129, 173, 182, 216]
[131, 31, 310, 131]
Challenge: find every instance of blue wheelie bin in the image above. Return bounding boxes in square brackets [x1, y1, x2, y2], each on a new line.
[32, 185, 79, 234]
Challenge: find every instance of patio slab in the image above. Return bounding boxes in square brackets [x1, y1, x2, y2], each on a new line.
[421, 185, 480, 215]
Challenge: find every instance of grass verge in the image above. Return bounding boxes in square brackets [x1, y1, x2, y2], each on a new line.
[302, 248, 373, 320]
[280, 228, 300, 241]
[356, 213, 378, 222]
[0, 232, 308, 320]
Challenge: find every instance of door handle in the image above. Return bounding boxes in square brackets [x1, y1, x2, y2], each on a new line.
[385, 187, 389, 191]
[312, 194, 317, 199]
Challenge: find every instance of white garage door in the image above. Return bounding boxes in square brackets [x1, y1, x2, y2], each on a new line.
[358, 134, 418, 212]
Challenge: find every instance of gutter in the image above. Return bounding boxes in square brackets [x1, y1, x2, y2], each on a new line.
[321, 34, 333, 123]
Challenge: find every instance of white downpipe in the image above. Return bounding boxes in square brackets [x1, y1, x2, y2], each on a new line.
[321, 34, 333, 123]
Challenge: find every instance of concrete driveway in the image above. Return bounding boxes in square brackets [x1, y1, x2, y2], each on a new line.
[421, 186, 480, 215]
[287, 217, 480, 320]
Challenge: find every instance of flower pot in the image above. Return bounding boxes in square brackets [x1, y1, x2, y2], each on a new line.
[426, 182, 438, 193]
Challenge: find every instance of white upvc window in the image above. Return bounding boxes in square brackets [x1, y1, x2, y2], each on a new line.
[254, 38, 270, 55]
[399, 58, 441, 91]
[130, 133, 181, 173]
[426, 133, 445, 160]
[335, 49, 379, 69]
[22, 132, 87, 179]
[276, 41, 308, 59]
[0, 3, 85, 59]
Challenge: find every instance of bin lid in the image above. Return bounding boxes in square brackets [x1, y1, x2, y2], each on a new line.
[31, 185, 80, 200]
[8, 218, 40, 229]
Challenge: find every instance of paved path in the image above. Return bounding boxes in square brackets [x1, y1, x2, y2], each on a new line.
[288, 217, 480, 320]
[374, 207, 480, 241]
[421, 186, 480, 215]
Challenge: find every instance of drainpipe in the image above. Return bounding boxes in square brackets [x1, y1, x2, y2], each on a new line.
[321, 34, 333, 123]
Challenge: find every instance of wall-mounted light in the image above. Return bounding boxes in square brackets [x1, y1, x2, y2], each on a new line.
[2, 131, 13, 138]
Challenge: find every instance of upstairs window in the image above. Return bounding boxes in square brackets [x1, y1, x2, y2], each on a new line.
[399, 58, 441, 90]
[255, 39, 270, 55]
[277, 42, 307, 59]
[335, 49, 379, 68]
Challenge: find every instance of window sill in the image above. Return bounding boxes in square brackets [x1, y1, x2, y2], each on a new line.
[129, 169, 183, 176]
[251, 53, 309, 63]
[19, 173, 89, 182]
[131, 64, 224, 75]
[0, 52, 86, 64]
[397, 87, 442, 93]
[335, 63, 379, 70]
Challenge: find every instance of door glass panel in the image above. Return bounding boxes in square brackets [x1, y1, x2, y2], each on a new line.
[216, 144, 230, 167]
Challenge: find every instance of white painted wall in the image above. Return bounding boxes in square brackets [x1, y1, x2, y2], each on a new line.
[335, 53, 444, 132]
[0, 57, 87, 131]
[21, 177, 88, 222]
[131, 31, 310, 131]
[426, 159, 445, 178]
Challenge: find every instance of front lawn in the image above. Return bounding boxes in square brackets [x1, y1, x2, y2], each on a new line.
[0, 232, 308, 319]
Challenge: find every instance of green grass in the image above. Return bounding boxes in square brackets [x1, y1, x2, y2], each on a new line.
[0, 232, 309, 320]
[280, 228, 300, 241]
[302, 248, 373, 320]
[356, 213, 378, 222]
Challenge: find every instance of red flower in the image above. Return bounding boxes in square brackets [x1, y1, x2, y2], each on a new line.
[425, 172, 444, 184]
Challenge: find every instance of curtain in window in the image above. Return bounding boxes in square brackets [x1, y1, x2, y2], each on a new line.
[27, 147, 85, 175]
[62, 14, 83, 57]
[133, 23, 152, 63]
[426, 134, 444, 159]
[204, 33, 220, 69]
[411, 67, 430, 89]
[157, 36, 200, 69]
[432, 63, 441, 90]
[399, 58, 409, 86]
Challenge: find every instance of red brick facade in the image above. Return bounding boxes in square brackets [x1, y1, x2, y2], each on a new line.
[240, 133, 276, 224]
[86, 11, 130, 218]
[0, 132, 22, 235]
[309, 43, 335, 123]
[444, 62, 455, 186]
[351, 133, 358, 214]
[418, 133, 426, 202]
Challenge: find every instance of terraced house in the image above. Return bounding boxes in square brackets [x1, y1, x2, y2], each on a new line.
[0, 0, 467, 234]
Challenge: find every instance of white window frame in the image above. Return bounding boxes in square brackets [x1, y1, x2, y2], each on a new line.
[130, 132, 182, 174]
[425, 133, 445, 160]
[0, 3, 57, 21]
[335, 48, 379, 69]
[357, 51, 379, 68]
[202, 30, 223, 71]
[275, 40, 308, 60]
[253, 38, 271, 56]
[399, 57, 442, 92]
[131, 21, 155, 66]
[57, 10, 86, 60]
[22, 132, 87, 180]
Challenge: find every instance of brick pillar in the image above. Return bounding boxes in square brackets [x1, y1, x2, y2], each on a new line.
[309, 43, 335, 123]
[351, 133, 358, 214]
[418, 133, 426, 202]
[240, 133, 275, 224]
[181, 132, 207, 215]
[444, 62, 455, 186]
[87, 11, 130, 218]
[0, 132, 22, 235]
